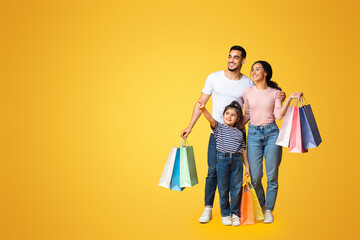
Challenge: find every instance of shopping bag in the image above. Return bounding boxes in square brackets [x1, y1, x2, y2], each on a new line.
[240, 178, 255, 225]
[276, 106, 294, 147]
[300, 96, 322, 149]
[158, 147, 177, 189]
[170, 148, 184, 191]
[179, 139, 198, 187]
[247, 178, 264, 221]
[289, 99, 308, 153]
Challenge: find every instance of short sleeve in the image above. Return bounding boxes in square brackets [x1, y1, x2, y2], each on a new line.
[202, 73, 214, 95]
[211, 120, 220, 132]
[240, 136, 246, 149]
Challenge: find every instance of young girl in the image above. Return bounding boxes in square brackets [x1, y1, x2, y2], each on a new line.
[242, 60, 302, 223]
[198, 100, 250, 227]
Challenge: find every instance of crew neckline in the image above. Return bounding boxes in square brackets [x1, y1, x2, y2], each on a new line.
[223, 70, 244, 82]
[254, 85, 271, 91]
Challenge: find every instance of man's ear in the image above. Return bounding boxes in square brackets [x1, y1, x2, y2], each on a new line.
[242, 58, 246, 65]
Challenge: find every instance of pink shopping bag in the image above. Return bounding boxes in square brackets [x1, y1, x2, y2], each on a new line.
[289, 103, 307, 153]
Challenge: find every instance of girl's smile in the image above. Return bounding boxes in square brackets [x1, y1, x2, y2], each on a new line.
[223, 108, 238, 127]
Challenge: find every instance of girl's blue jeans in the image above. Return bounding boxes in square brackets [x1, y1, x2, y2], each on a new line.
[247, 122, 282, 211]
[216, 152, 243, 217]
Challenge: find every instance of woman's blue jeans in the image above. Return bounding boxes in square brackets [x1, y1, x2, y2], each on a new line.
[247, 122, 282, 211]
[216, 152, 243, 217]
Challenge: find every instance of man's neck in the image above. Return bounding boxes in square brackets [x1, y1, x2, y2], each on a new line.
[224, 70, 243, 80]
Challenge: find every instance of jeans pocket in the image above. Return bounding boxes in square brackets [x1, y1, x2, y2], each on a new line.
[248, 127, 256, 135]
[217, 155, 225, 163]
[270, 125, 279, 133]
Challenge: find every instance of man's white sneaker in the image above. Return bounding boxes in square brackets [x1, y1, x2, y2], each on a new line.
[263, 210, 274, 223]
[222, 216, 232, 226]
[232, 214, 240, 227]
[199, 208, 212, 223]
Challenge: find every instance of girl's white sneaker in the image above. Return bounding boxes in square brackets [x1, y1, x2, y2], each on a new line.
[232, 214, 240, 226]
[222, 216, 232, 226]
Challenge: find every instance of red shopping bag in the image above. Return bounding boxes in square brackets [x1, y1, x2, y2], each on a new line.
[240, 179, 255, 225]
[289, 100, 308, 153]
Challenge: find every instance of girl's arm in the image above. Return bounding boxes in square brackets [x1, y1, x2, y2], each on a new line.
[275, 91, 303, 119]
[197, 101, 216, 128]
[242, 148, 250, 177]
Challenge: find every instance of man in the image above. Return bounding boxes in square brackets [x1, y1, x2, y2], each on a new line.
[180, 45, 254, 223]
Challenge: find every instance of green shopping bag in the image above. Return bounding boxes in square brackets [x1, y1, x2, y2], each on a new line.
[179, 139, 198, 187]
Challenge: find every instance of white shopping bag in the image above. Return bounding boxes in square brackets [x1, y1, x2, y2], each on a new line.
[158, 147, 177, 189]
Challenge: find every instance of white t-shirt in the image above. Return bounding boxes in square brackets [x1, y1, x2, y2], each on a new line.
[202, 70, 255, 124]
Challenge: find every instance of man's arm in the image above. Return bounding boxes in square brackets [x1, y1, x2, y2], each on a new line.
[180, 92, 211, 139]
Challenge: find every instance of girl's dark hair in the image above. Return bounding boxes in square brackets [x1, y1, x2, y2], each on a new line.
[223, 101, 244, 131]
[252, 60, 282, 91]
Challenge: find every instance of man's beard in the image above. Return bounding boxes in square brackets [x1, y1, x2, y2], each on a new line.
[228, 67, 237, 72]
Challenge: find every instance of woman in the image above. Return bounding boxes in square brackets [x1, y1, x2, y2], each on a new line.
[242, 61, 302, 223]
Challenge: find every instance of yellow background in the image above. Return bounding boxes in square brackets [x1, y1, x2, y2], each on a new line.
[0, 0, 359, 239]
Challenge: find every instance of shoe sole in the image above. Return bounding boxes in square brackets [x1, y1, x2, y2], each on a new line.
[263, 220, 274, 224]
[199, 217, 212, 223]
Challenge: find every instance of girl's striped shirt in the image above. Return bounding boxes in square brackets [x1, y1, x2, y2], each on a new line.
[211, 121, 246, 153]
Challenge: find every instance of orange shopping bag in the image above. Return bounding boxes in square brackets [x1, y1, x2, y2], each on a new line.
[240, 177, 255, 225]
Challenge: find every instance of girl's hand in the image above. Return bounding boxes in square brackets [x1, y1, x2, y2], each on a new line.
[289, 91, 303, 99]
[197, 101, 205, 111]
[245, 167, 250, 177]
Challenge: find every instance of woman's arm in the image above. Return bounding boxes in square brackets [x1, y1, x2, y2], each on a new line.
[198, 101, 216, 128]
[242, 90, 250, 127]
[242, 115, 250, 128]
[242, 148, 250, 177]
[275, 91, 303, 120]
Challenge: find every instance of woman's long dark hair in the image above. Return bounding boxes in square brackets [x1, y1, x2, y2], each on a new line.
[252, 60, 282, 91]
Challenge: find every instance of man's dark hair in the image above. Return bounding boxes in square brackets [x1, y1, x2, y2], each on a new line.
[229, 45, 246, 58]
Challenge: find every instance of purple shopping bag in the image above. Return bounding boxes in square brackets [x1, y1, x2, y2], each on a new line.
[300, 97, 322, 148]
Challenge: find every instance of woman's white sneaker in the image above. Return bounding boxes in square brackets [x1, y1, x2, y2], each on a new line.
[263, 210, 274, 223]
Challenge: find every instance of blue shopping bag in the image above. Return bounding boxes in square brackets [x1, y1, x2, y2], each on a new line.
[300, 97, 322, 149]
[170, 148, 185, 191]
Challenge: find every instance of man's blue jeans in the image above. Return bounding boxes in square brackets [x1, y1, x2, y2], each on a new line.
[204, 133, 217, 207]
[247, 122, 282, 211]
[216, 152, 243, 217]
